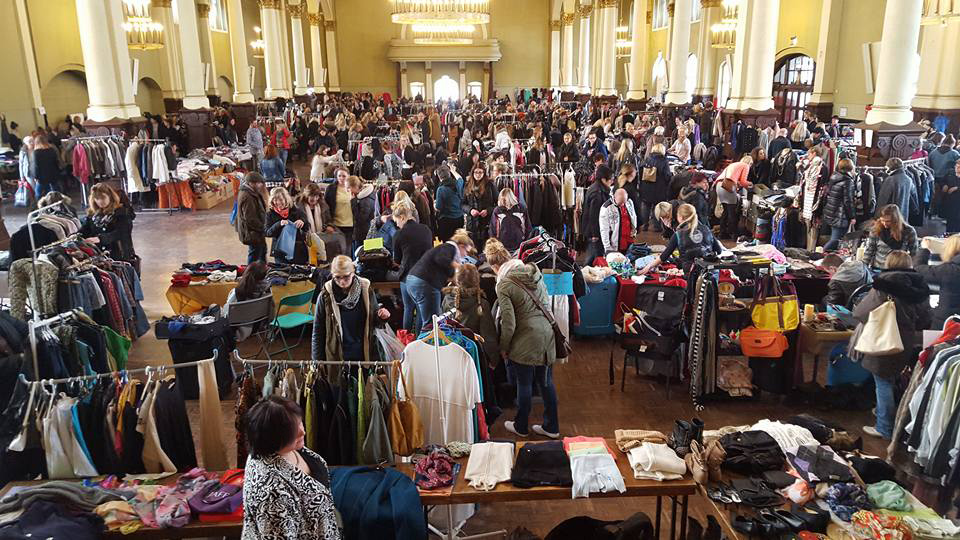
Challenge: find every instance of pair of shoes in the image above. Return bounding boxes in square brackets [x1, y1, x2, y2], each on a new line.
[862, 425, 885, 438]
[790, 503, 830, 533]
[532, 425, 560, 439]
[504, 421, 529, 438]
[668, 418, 704, 457]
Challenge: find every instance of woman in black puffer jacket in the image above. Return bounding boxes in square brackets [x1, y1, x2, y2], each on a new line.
[822, 159, 856, 251]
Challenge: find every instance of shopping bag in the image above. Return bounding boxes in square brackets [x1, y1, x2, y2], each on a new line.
[229, 199, 238, 226]
[751, 275, 799, 332]
[374, 325, 404, 362]
[853, 299, 904, 356]
[387, 366, 425, 456]
[14, 180, 32, 208]
[276, 222, 297, 260]
[642, 166, 657, 182]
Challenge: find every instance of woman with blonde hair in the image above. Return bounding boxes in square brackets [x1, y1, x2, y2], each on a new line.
[80, 183, 137, 261]
[861, 204, 918, 269]
[669, 127, 692, 163]
[489, 187, 532, 252]
[916, 233, 960, 328]
[640, 203, 723, 274]
[264, 186, 309, 264]
[406, 229, 475, 330]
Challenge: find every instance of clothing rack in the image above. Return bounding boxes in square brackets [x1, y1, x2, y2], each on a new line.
[856, 157, 928, 172]
[130, 137, 167, 143]
[24, 356, 215, 386]
[30, 233, 79, 254]
[27, 201, 66, 329]
[233, 351, 398, 367]
[28, 310, 80, 383]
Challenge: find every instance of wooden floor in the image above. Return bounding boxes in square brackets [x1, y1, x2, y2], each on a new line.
[1, 170, 885, 538]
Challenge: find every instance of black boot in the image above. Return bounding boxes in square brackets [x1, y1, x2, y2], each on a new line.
[690, 417, 704, 445]
[668, 420, 693, 456]
[686, 518, 704, 540]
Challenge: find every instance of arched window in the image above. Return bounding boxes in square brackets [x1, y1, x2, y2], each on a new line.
[467, 81, 482, 99]
[651, 52, 668, 101]
[685, 54, 698, 99]
[209, 0, 228, 32]
[434, 75, 459, 102]
[772, 54, 816, 126]
[409, 82, 425, 98]
[716, 60, 732, 108]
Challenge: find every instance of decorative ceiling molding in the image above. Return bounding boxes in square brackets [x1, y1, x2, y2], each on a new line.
[387, 38, 502, 63]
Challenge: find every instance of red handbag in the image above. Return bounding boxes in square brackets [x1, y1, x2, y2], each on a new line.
[740, 326, 788, 358]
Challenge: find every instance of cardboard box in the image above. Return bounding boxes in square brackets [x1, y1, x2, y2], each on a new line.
[193, 187, 232, 210]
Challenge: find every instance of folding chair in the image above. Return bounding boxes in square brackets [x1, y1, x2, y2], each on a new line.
[226, 295, 276, 361]
[268, 288, 317, 361]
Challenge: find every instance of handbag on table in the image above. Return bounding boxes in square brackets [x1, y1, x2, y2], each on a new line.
[740, 326, 789, 358]
[751, 275, 799, 332]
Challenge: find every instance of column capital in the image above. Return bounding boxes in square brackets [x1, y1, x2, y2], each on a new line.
[196, 3, 211, 18]
[551, 19, 562, 30]
[578, 4, 593, 17]
[647, 10, 653, 23]
[287, 3, 303, 17]
[306, 12, 322, 25]
[598, 0, 618, 8]
[561, 12, 576, 25]
[667, 1, 675, 17]
[257, 0, 282, 9]
[323, 19, 336, 30]
[153, 0, 172, 7]
[700, 0, 722, 8]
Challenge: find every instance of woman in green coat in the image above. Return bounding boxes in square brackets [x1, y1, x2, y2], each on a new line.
[485, 240, 559, 439]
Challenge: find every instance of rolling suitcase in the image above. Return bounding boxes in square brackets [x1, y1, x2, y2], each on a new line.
[573, 276, 619, 336]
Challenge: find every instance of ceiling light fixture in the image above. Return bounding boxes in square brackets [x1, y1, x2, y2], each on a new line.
[122, 0, 164, 51]
[391, 0, 490, 26]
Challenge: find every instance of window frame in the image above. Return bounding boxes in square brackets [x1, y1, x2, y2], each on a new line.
[209, 0, 229, 33]
[690, 0, 702, 22]
[652, 0, 669, 30]
[466, 81, 483, 99]
[772, 54, 816, 126]
[409, 82, 426, 98]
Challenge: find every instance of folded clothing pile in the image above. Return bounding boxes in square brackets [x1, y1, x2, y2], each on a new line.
[511, 441, 572, 488]
[464, 442, 514, 491]
[614, 429, 668, 452]
[626, 442, 687, 481]
[719, 430, 785, 475]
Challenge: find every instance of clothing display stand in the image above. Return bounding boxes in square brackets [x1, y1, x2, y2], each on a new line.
[70, 134, 126, 206]
[27, 310, 78, 383]
[24, 355, 215, 386]
[25, 200, 69, 380]
[129, 137, 179, 215]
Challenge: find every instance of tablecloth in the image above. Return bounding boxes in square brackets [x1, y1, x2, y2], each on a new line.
[165, 280, 315, 315]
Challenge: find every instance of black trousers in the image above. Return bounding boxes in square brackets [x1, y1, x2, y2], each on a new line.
[721, 203, 739, 238]
[437, 216, 463, 242]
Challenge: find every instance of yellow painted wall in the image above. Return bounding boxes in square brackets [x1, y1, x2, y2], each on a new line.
[775, 0, 821, 62]
[211, 30, 234, 94]
[333, 0, 397, 94]
[0, 1, 40, 131]
[41, 70, 89, 126]
[831, 0, 886, 120]
[490, 0, 551, 94]
[136, 77, 166, 115]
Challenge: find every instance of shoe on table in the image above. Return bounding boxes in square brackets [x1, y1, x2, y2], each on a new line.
[862, 426, 885, 439]
[532, 424, 560, 439]
[504, 421, 529, 438]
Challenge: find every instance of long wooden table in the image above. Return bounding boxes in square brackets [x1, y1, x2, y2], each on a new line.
[1, 438, 697, 539]
[165, 280, 401, 315]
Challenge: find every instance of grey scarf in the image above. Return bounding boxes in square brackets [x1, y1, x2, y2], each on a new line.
[335, 276, 362, 310]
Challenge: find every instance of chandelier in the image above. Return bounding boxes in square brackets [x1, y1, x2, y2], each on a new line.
[710, 0, 738, 49]
[391, 0, 490, 26]
[921, 0, 960, 25]
[122, 0, 164, 51]
[616, 26, 631, 58]
[250, 26, 265, 58]
[412, 23, 475, 44]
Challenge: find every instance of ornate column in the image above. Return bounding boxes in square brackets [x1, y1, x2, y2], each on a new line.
[626, 0, 649, 100]
[596, 0, 618, 96]
[912, 8, 960, 129]
[307, 11, 325, 92]
[550, 19, 561, 88]
[865, 0, 922, 125]
[693, 0, 721, 103]
[664, 0, 692, 104]
[75, 0, 141, 121]
[196, 1, 218, 97]
[459, 62, 467, 99]
[807, 0, 844, 119]
[259, 0, 288, 98]
[560, 11, 576, 91]
[576, 3, 592, 93]
[726, 0, 779, 113]
[176, 0, 211, 109]
[425, 62, 434, 102]
[226, 0, 255, 102]
[324, 19, 341, 92]
[151, 0, 185, 109]
[400, 62, 408, 97]
[288, 3, 309, 95]
[278, 2, 293, 96]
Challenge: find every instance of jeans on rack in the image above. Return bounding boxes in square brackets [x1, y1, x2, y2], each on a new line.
[405, 274, 441, 332]
[874, 375, 895, 439]
[247, 243, 267, 265]
[507, 362, 559, 435]
[824, 226, 847, 251]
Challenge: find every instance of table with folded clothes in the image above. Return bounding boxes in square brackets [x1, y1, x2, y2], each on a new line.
[695, 416, 960, 540]
[165, 260, 316, 315]
[396, 437, 697, 539]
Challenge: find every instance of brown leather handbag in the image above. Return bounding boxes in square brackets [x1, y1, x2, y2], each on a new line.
[387, 366, 424, 456]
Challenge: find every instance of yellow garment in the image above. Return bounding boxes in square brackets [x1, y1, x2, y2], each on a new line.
[333, 186, 353, 227]
[137, 380, 177, 474]
[94, 500, 140, 531]
[198, 360, 229, 470]
[304, 370, 316, 451]
[165, 280, 313, 315]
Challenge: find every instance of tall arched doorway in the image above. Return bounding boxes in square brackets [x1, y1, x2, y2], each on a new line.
[772, 54, 815, 126]
[136, 77, 165, 116]
[41, 70, 89, 128]
[651, 52, 667, 102]
[217, 76, 234, 102]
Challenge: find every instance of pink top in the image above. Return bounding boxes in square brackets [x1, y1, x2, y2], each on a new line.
[721, 161, 752, 188]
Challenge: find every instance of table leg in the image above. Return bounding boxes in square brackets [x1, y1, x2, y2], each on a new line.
[609, 343, 615, 385]
[670, 496, 677, 540]
[812, 354, 820, 385]
[655, 496, 662, 538]
[679, 496, 688, 539]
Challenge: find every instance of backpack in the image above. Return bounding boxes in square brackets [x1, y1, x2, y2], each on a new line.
[702, 145, 721, 171]
[493, 209, 527, 249]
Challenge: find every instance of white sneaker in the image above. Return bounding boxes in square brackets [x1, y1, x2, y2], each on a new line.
[532, 425, 560, 439]
[504, 421, 529, 438]
[862, 426, 884, 438]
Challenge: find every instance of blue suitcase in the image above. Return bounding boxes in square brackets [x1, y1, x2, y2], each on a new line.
[573, 276, 619, 336]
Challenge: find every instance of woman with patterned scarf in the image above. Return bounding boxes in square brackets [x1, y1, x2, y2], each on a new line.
[80, 183, 136, 261]
[311, 256, 390, 365]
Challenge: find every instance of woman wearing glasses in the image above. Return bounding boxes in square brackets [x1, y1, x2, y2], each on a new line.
[312, 256, 390, 365]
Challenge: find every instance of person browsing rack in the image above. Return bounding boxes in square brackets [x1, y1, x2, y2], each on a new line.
[640, 203, 723, 274]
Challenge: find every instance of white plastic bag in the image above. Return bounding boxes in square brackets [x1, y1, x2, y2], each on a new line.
[374, 324, 404, 362]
